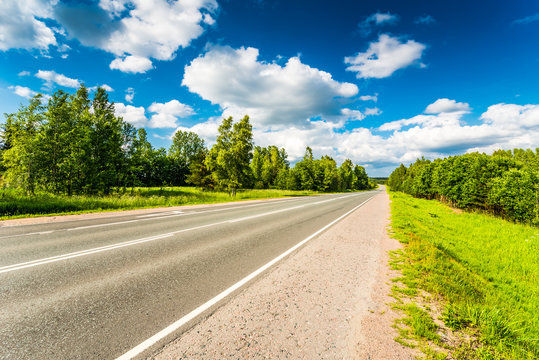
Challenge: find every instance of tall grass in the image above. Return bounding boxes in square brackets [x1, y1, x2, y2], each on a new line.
[389, 191, 538, 359]
[0, 187, 321, 219]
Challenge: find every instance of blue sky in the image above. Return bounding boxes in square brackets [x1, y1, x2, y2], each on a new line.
[1, 0, 538, 176]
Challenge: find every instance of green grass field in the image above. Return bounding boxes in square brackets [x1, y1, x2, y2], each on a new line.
[0, 187, 324, 219]
[389, 191, 538, 359]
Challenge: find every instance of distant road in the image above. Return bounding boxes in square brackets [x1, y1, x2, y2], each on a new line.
[0, 190, 380, 359]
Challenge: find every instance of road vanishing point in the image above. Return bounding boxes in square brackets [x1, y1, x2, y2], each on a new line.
[0, 190, 380, 359]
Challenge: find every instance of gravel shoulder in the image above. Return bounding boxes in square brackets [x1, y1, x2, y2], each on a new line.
[151, 190, 417, 359]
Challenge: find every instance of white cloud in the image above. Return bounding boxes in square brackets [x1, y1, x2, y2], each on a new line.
[183, 45, 359, 128]
[98, 0, 130, 17]
[110, 55, 153, 73]
[18, 71, 31, 77]
[9, 85, 38, 99]
[480, 103, 539, 129]
[36, 70, 80, 88]
[365, 107, 382, 116]
[148, 100, 195, 128]
[114, 102, 147, 127]
[116, 99, 194, 128]
[178, 101, 539, 176]
[359, 94, 378, 102]
[345, 34, 426, 79]
[425, 98, 470, 114]
[88, 84, 114, 92]
[358, 12, 399, 36]
[125, 87, 135, 103]
[1, 0, 218, 69]
[0, 0, 57, 51]
[375, 102, 539, 170]
[202, 13, 216, 25]
[370, 13, 398, 25]
[101, 84, 114, 92]
[174, 117, 221, 144]
[100, 0, 218, 73]
[341, 108, 365, 121]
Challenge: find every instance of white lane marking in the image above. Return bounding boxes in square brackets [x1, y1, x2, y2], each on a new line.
[136, 211, 184, 218]
[67, 220, 140, 231]
[0, 193, 367, 273]
[0, 233, 174, 274]
[115, 194, 376, 360]
[227, 204, 305, 223]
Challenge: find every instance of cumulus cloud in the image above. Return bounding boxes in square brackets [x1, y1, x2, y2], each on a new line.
[379, 99, 470, 131]
[114, 102, 147, 127]
[109, 55, 153, 73]
[345, 34, 426, 79]
[1, 0, 217, 69]
[481, 103, 539, 129]
[0, 0, 57, 51]
[358, 12, 399, 36]
[359, 94, 378, 102]
[178, 100, 539, 176]
[115, 99, 194, 128]
[9, 85, 39, 99]
[88, 84, 114, 92]
[365, 107, 382, 116]
[174, 117, 222, 144]
[424, 98, 471, 114]
[341, 108, 365, 121]
[125, 87, 135, 103]
[148, 100, 195, 128]
[183, 45, 359, 128]
[35, 70, 80, 88]
[55, 0, 218, 73]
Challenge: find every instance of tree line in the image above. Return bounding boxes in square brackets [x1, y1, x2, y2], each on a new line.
[1, 86, 375, 196]
[388, 150, 539, 225]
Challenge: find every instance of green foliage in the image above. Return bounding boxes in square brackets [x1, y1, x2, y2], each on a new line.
[388, 150, 539, 225]
[206, 115, 254, 194]
[250, 145, 289, 189]
[1, 88, 376, 203]
[390, 191, 539, 359]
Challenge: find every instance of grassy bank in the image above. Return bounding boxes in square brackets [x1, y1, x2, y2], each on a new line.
[389, 191, 538, 359]
[0, 187, 323, 219]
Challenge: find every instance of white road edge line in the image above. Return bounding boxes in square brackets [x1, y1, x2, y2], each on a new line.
[115, 193, 376, 360]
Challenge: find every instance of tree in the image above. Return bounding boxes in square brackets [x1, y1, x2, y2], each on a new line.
[88, 87, 125, 194]
[206, 116, 253, 195]
[169, 130, 206, 185]
[2, 95, 46, 194]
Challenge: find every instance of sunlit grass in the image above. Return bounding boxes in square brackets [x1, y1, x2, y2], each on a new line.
[389, 191, 538, 359]
[0, 187, 323, 219]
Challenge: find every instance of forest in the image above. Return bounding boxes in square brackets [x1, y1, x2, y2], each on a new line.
[0, 85, 375, 197]
[388, 150, 539, 225]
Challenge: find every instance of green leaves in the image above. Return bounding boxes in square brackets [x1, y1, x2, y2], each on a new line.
[388, 150, 539, 225]
[206, 115, 254, 194]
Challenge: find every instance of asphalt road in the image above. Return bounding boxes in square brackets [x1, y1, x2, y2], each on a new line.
[0, 190, 380, 359]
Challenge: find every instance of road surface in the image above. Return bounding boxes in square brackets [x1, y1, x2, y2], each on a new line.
[0, 190, 380, 359]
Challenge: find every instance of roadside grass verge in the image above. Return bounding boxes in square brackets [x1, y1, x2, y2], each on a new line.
[0, 187, 325, 219]
[389, 191, 538, 359]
